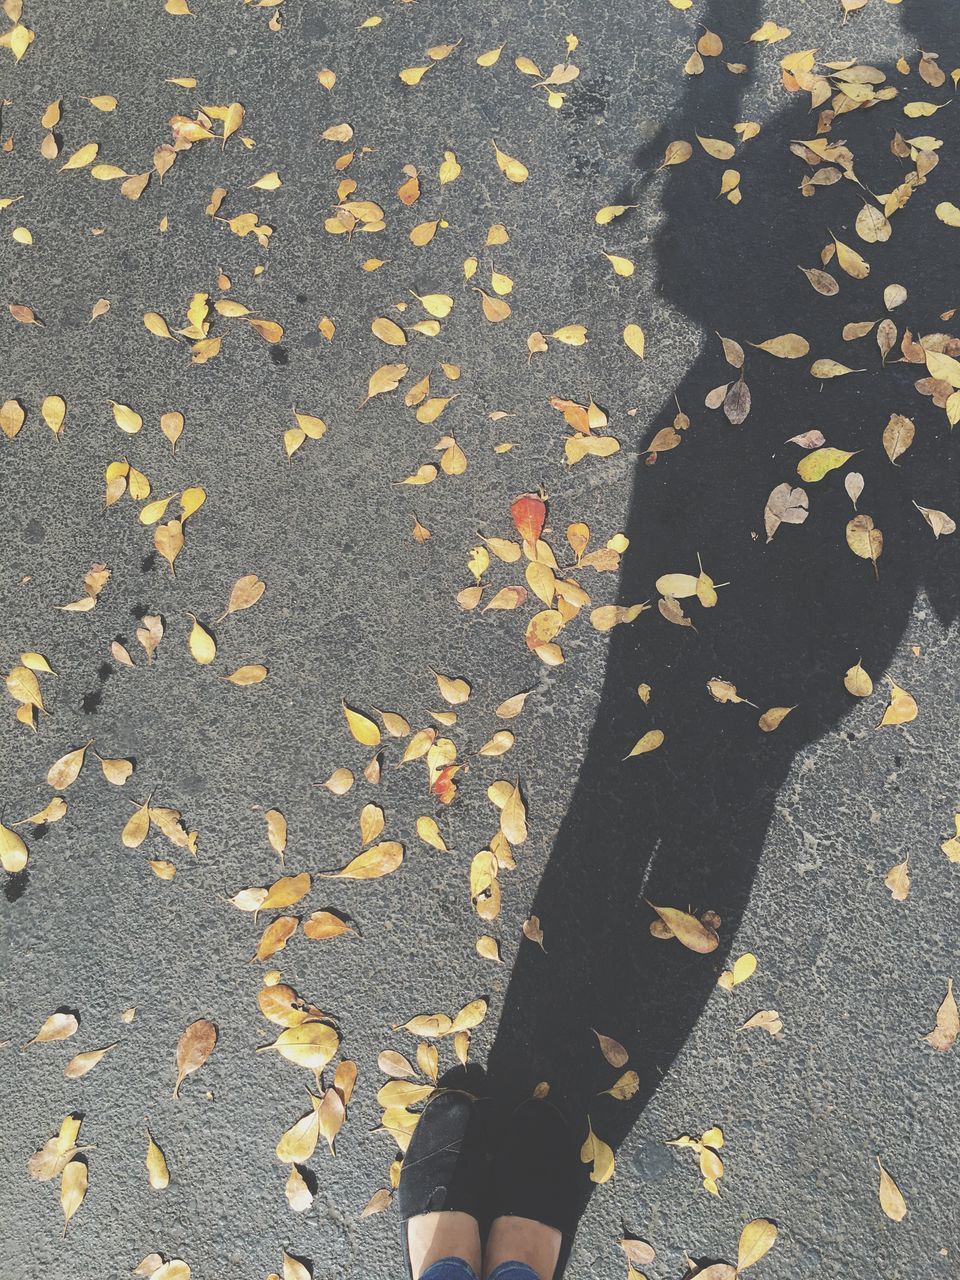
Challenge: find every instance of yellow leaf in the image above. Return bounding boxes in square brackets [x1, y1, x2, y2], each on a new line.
[758, 705, 795, 732]
[923, 979, 959, 1051]
[342, 701, 381, 745]
[60, 1159, 88, 1233]
[434, 671, 471, 704]
[186, 615, 216, 665]
[833, 236, 870, 279]
[111, 400, 142, 433]
[0, 820, 29, 873]
[143, 311, 174, 339]
[877, 1156, 907, 1221]
[580, 1119, 615, 1183]
[262, 1021, 340, 1072]
[41, 395, 66, 434]
[697, 134, 736, 159]
[737, 1219, 778, 1270]
[551, 324, 587, 346]
[935, 201, 960, 227]
[595, 203, 636, 225]
[155, 520, 184, 575]
[623, 324, 645, 358]
[276, 1109, 320, 1163]
[399, 65, 432, 86]
[477, 44, 504, 67]
[372, 316, 407, 346]
[226, 664, 268, 686]
[324, 841, 404, 880]
[796, 447, 857, 482]
[810, 359, 863, 379]
[846, 514, 883, 572]
[99, 756, 133, 785]
[602, 251, 635, 277]
[878, 680, 917, 727]
[925, 348, 960, 389]
[122, 799, 151, 849]
[625, 730, 664, 758]
[500, 781, 527, 845]
[413, 292, 454, 318]
[450, 997, 488, 1034]
[59, 142, 99, 171]
[751, 333, 809, 358]
[844, 661, 873, 697]
[492, 141, 528, 182]
[145, 1131, 170, 1189]
[363, 362, 408, 404]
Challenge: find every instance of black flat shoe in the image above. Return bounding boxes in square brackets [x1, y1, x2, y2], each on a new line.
[489, 1097, 580, 1237]
[397, 1082, 491, 1278]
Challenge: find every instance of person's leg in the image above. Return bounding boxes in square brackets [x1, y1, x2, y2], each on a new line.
[483, 1099, 579, 1280]
[419, 1253, 482, 1280]
[482, 1220, 560, 1280]
[398, 1082, 492, 1280]
[484, 1260, 546, 1280]
[409, 1212, 482, 1278]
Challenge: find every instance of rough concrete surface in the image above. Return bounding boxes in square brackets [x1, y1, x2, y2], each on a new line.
[1, 1, 959, 1279]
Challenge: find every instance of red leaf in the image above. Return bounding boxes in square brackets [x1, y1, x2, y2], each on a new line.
[511, 494, 546, 543]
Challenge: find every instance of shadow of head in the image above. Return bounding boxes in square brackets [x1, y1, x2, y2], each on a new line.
[485, 0, 958, 1235]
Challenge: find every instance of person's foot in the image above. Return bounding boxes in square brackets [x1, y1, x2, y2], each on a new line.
[483, 1215, 561, 1280]
[397, 1083, 492, 1278]
[485, 1097, 580, 1280]
[407, 1210, 482, 1279]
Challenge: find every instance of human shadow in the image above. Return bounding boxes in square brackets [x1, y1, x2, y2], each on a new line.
[486, 0, 959, 1234]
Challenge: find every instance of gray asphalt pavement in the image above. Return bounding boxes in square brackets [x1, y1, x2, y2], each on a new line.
[2, 2, 959, 1278]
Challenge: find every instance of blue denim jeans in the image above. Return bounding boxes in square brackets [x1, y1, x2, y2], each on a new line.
[421, 1260, 539, 1280]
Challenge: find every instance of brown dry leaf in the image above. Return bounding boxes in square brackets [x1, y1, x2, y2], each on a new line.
[877, 1156, 907, 1221]
[882, 414, 915, 464]
[884, 858, 910, 902]
[315, 1086, 346, 1154]
[648, 905, 718, 953]
[522, 915, 545, 950]
[592, 1029, 628, 1068]
[285, 1164, 314, 1212]
[360, 1187, 393, 1217]
[604, 1070, 640, 1101]
[922, 979, 958, 1051]
[846, 514, 883, 575]
[739, 1009, 783, 1036]
[377, 1049, 416, 1078]
[172, 1019, 217, 1097]
[303, 910, 353, 941]
[24, 1011, 79, 1048]
[47, 741, 91, 788]
[64, 1045, 114, 1079]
